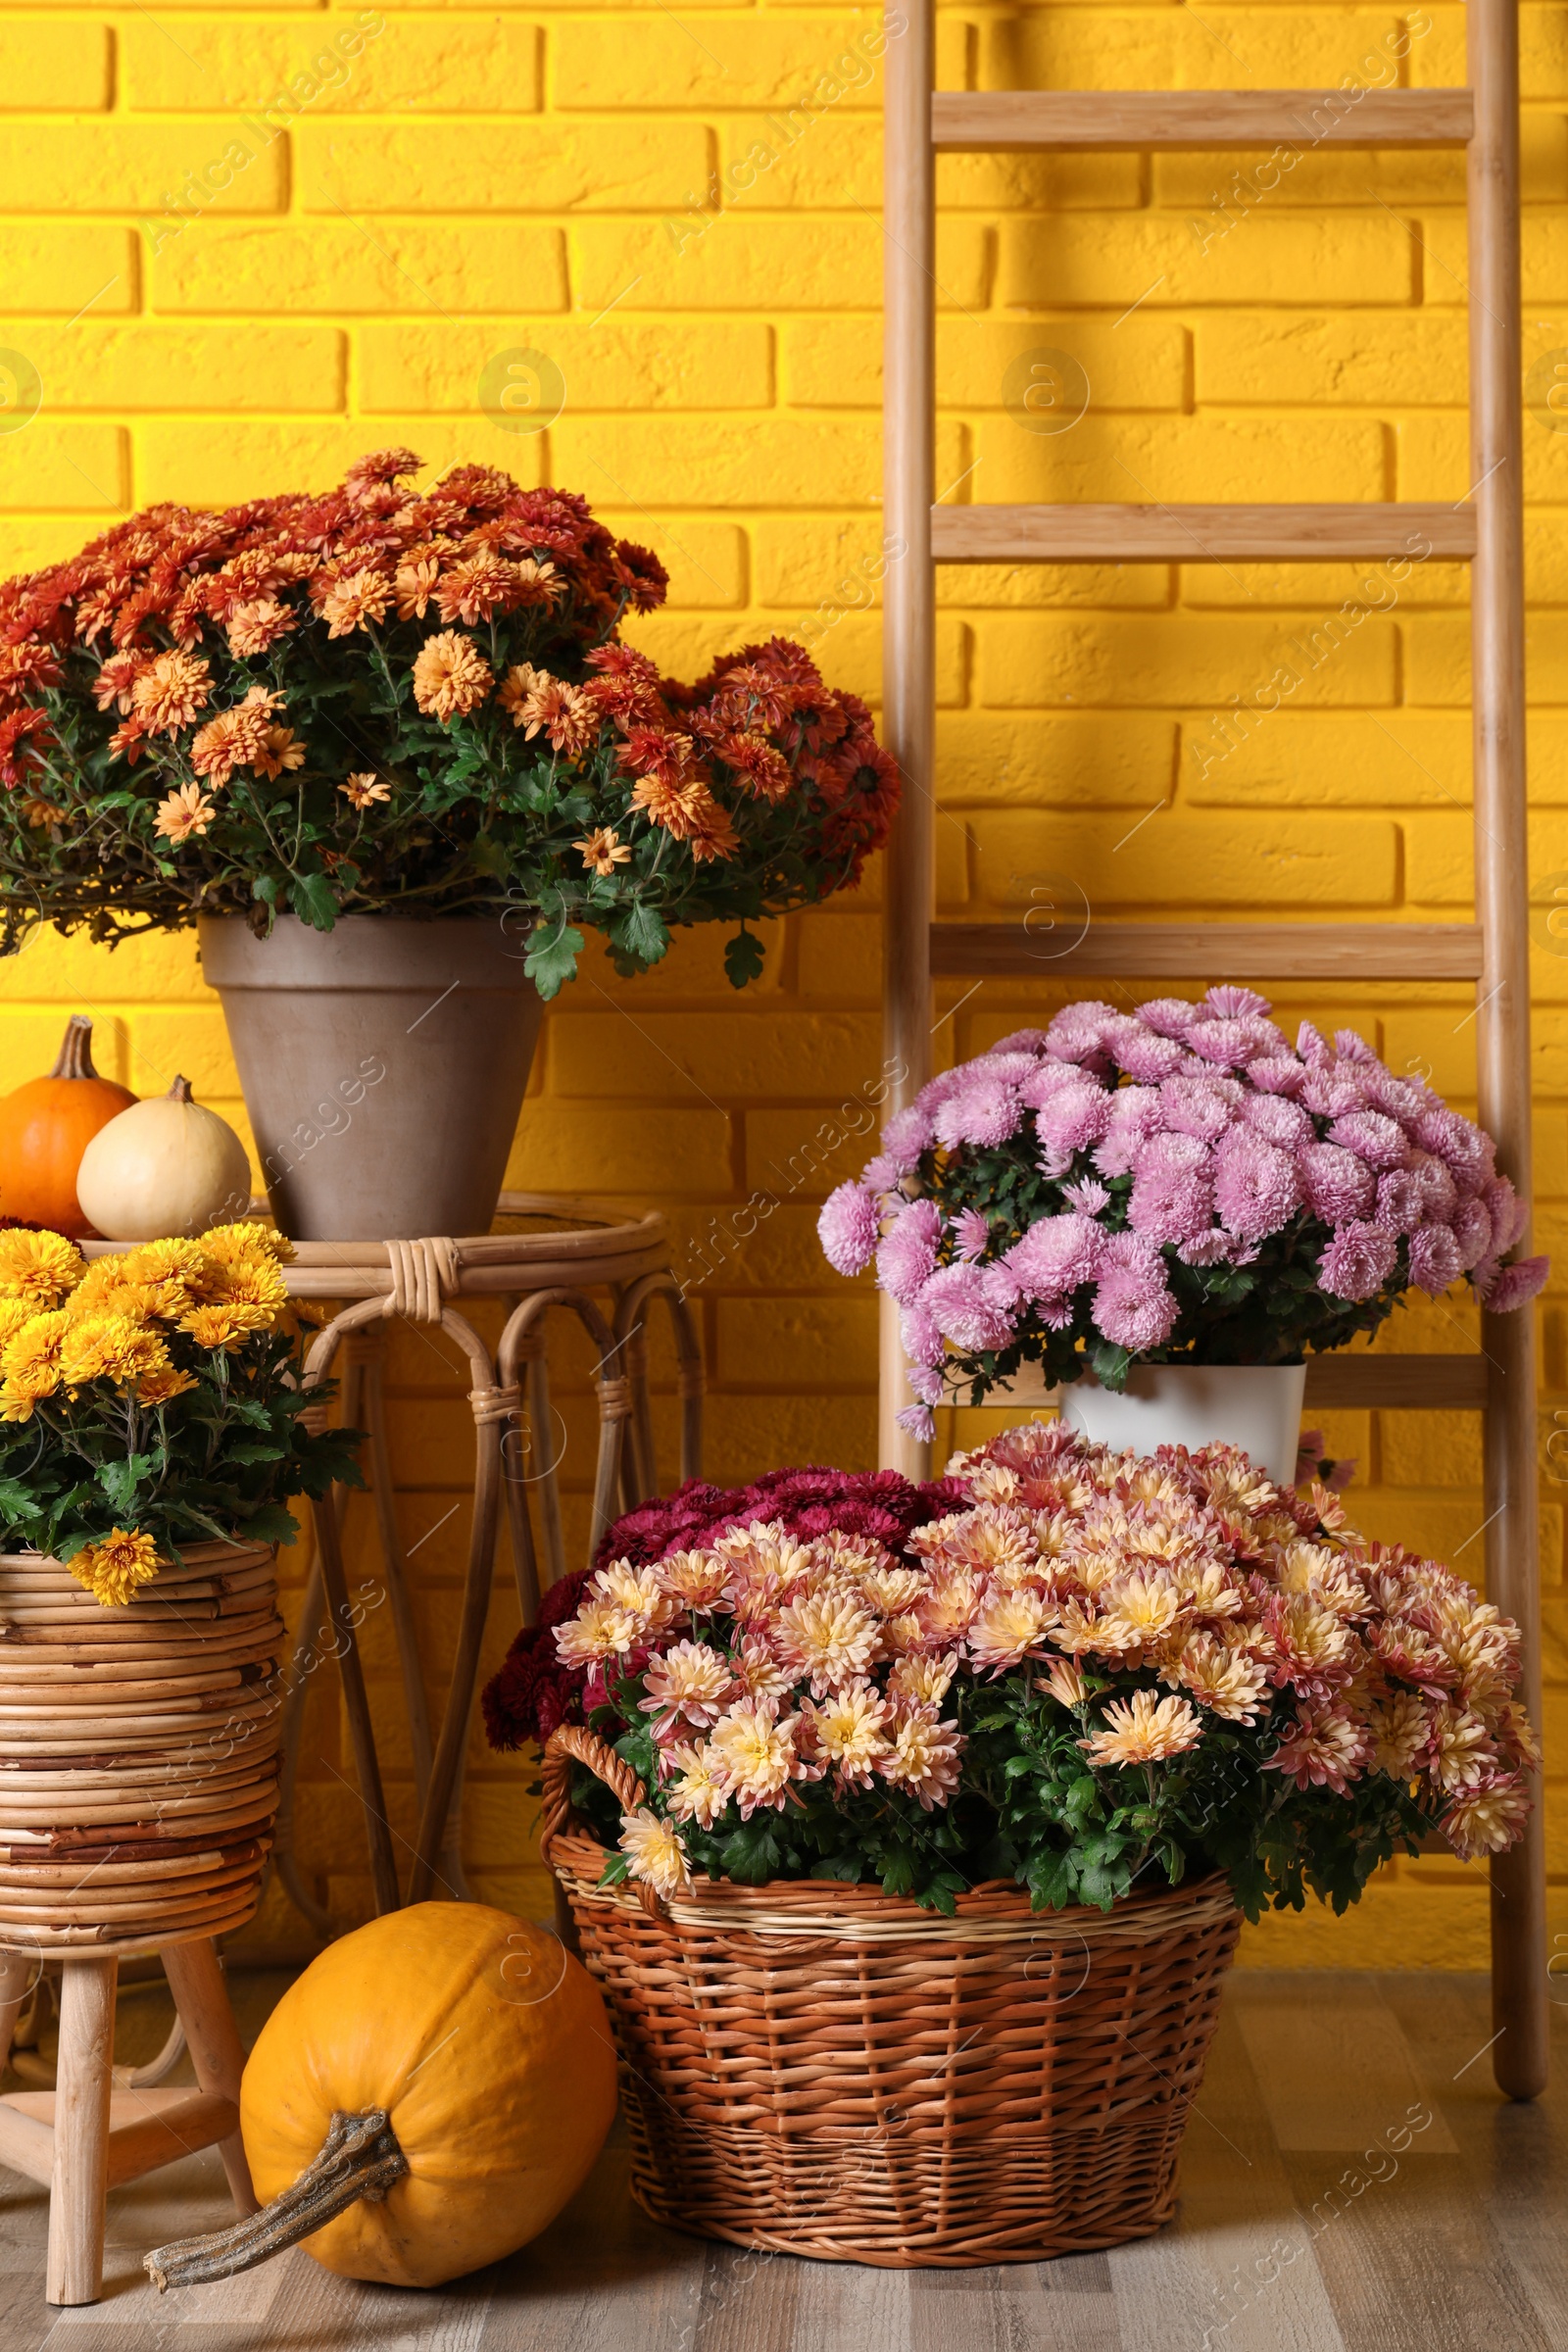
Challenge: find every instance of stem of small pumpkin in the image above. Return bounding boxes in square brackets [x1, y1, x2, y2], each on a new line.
[143, 2108, 408, 2291]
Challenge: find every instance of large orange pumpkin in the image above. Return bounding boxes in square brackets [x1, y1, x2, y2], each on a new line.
[231, 1903, 617, 2288]
[0, 1014, 137, 1236]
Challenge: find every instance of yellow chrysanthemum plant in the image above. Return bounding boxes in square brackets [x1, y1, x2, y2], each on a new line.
[535, 1422, 1537, 1921]
[0, 1223, 362, 1606]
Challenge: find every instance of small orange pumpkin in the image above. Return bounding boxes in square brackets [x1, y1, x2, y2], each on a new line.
[0, 1015, 137, 1237]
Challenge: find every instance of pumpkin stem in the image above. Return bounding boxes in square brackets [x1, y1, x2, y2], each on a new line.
[48, 1015, 99, 1082]
[143, 2108, 409, 2291]
[167, 1074, 194, 1102]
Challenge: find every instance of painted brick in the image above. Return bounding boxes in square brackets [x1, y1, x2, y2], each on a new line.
[549, 416, 948, 510]
[781, 314, 1185, 413]
[796, 909, 881, 1002]
[1184, 711, 1473, 806]
[572, 215, 988, 314]
[938, 564, 1170, 612]
[973, 416, 1388, 507]
[0, 20, 109, 109]
[154, 221, 566, 317]
[124, 19, 540, 115]
[621, 607, 968, 712]
[1000, 214, 1414, 311]
[701, 1393, 879, 1485]
[1379, 1409, 1487, 1489]
[0, 424, 125, 513]
[131, 419, 546, 509]
[298, 119, 708, 213]
[0, 123, 286, 214]
[0, 227, 137, 317]
[969, 808, 1398, 910]
[745, 1105, 884, 1199]
[976, 612, 1398, 710]
[1195, 311, 1468, 406]
[1178, 558, 1469, 612]
[594, 516, 747, 608]
[716, 1296, 879, 1387]
[17, 324, 343, 414]
[507, 1102, 731, 1197]
[981, 11, 1411, 95]
[936, 713, 1179, 807]
[359, 320, 771, 414]
[1405, 811, 1568, 905]
[553, 19, 893, 111]
[548, 1009, 882, 1102]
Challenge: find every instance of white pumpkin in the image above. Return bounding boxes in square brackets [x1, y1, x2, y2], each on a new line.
[75, 1077, 254, 1242]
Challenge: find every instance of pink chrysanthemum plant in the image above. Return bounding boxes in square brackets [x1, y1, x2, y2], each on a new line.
[550, 1423, 1537, 1917]
[0, 451, 899, 996]
[817, 987, 1548, 1439]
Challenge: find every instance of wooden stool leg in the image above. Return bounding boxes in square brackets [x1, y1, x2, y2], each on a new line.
[162, 1940, 259, 2217]
[0, 1948, 35, 2079]
[46, 1955, 117, 2307]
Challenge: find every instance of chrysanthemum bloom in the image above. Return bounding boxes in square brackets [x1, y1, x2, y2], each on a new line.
[136, 1364, 199, 1407]
[394, 553, 442, 620]
[1091, 1237, 1177, 1352]
[1326, 1108, 1407, 1172]
[719, 730, 793, 802]
[252, 724, 305, 782]
[967, 1588, 1054, 1673]
[129, 650, 211, 735]
[818, 1181, 882, 1277]
[341, 771, 391, 810]
[889, 1651, 957, 1707]
[728, 1634, 794, 1700]
[1038, 1654, 1089, 1710]
[593, 1560, 680, 1639]
[775, 1591, 879, 1694]
[918, 1261, 1015, 1352]
[177, 1302, 266, 1350]
[662, 1741, 728, 1829]
[654, 1549, 730, 1611]
[638, 1640, 735, 1738]
[1212, 1126, 1299, 1244]
[1368, 1689, 1428, 1778]
[618, 1808, 691, 1896]
[1475, 1253, 1549, 1313]
[1092, 1570, 1182, 1658]
[69, 1527, 161, 1608]
[1129, 1131, 1214, 1246]
[876, 1199, 943, 1305]
[574, 825, 630, 876]
[1080, 1690, 1203, 1767]
[412, 630, 493, 721]
[1173, 1633, 1268, 1723]
[934, 1077, 1024, 1152]
[553, 1595, 641, 1666]
[1442, 1771, 1533, 1859]
[801, 1680, 892, 1788]
[60, 1312, 172, 1392]
[708, 1696, 802, 1816]
[1423, 1698, 1494, 1791]
[320, 565, 394, 638]
[518, 676, 598, 755]
[225, 597, 296, 658]
[1318, 1219, 1398, 1303]
[153, 783, 218, 844]
[0, 1309, 70, 1417]
[881, 1702, 963, 1808]
[1264, 1704, 1369, 1793]
[0, 1230, 84, 1307]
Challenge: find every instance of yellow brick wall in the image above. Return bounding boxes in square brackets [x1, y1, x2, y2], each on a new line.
[0, 0, 1563, 1969]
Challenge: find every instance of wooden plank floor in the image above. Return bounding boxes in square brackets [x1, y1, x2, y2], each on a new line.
[0, 1967, 1563, 2350]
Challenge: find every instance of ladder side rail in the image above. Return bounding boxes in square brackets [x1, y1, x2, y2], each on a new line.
[880, 0, 937, 1476]
[1468, 0, 1547, 2100]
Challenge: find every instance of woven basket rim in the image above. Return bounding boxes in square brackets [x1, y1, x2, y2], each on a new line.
[0, 1539, 277, 1571]
[549, 1827, 1237, 1943]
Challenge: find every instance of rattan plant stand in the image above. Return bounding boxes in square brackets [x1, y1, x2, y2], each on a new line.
[0, 1542, 276, 2303]
[542, 1728, 1241, 2267]
[271, 1194, 704, 1927]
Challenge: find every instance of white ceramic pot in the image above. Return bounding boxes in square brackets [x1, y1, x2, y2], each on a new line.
[1059, 1362, 1308, 1485]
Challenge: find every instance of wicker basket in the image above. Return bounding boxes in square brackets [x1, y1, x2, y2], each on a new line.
[541, 1726, 1242, 2267]
[0, 1541, 281, 1953]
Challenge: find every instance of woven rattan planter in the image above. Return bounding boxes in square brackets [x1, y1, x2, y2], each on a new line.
[0, 1542, 281, 1954]
[542, 1727, 1242, 2267]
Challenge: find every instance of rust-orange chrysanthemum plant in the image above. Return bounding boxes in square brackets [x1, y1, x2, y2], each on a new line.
[0, 451, 901, 995]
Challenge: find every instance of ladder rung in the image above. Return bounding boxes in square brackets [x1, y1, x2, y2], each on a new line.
[933, 504, 1477, 564]
[930, 923, 1487, 981]
[932, 89, 1474, 152]
[1304, 1354, 1487, 1409]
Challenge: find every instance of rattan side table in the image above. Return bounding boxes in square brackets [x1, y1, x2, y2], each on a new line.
[279, 1193, 703, 1925]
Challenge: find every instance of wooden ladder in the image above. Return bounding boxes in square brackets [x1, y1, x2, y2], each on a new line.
[880, 0, 1546, 2097]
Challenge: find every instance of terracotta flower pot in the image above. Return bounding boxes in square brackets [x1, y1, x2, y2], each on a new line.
[198, 914, 544, 1242]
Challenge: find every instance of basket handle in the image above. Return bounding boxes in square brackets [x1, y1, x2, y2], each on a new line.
[540, 1725, 667, 1923]
[540, 1724, 648, 1863]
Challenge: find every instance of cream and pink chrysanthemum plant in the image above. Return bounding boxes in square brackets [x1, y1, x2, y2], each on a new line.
[555, 1422, 1537, 1919]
